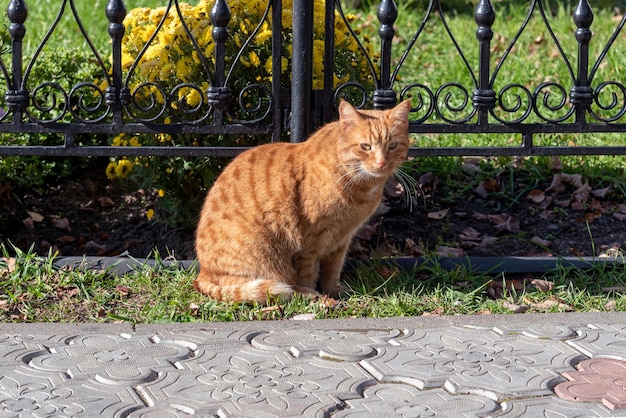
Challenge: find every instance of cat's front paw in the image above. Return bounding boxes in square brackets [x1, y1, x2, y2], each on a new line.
[320, 283, 347, 298]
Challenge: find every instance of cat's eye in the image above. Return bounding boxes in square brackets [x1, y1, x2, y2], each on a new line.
[388, 142, 398, 150]
[360, 143, 371, 151]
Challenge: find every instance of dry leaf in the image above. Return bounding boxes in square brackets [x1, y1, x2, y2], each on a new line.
[503, 300, 529, 313]
[427, 208, 449, 220]
[354, 224, 377, 241]
[527, 189, 546, 203]
[531, 278, 554, 292]
[550, 156, 563, 172]
[1, 257, 16, 274]
[615, 212, 626, 221]
[375, 202, 391, 216]
[472, 182, 488, 198]
[472, 211, 489, 220]
[488, 213, 520, 232]
[56, 235, 76, 243]
[435, 246, 465, 257]
[480, 235, 498, 246]
[545, 173, 568, 194]
[97, 196, 115, 208]
[459, 227, 481, 241]
[26, 210, 44, 222]
[483, 179, 500, 192]
[52, 217, 71, 232]
[22, 217, 34, 230]
[526, 297, 572, 311]
[605, 300, 617, 311]
[530, 236, 551, 247]
[573, 181, 591, 203]
[601, 286, 626, 293]
[261, 305, 282, 313]
[115, 285, 131, 295]
[290, 313, 316, 321]
[591, 187, 611, 199]
[404, 238, 423, 256]
[418, 172, 435, 186]
[422, 307, 444, 316]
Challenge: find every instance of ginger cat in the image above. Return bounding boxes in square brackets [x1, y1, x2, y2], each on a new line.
[194, 99, 412, 302]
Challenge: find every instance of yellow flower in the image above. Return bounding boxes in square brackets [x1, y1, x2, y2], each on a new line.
[249, 51, 261, 67]
[146, 209, 155, 220]
[129, 137, 141, 147]
[115, 159, 134, 178]
[158, 189, 165, 197]
[105, 161, 117, 179]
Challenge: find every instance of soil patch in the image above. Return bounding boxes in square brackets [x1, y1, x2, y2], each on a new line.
[1, 161, 625, 262]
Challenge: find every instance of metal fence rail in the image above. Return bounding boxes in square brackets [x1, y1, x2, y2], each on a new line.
[0, 0, 625, 157]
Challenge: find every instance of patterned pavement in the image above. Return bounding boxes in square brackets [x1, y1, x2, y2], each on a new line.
[0, 312, 625, 417]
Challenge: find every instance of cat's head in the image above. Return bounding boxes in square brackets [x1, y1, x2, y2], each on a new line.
[337, 99, 411, 180]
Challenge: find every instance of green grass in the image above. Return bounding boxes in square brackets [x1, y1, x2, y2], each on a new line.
[2, 1, 625, 322]
[1, 244, 625, 323]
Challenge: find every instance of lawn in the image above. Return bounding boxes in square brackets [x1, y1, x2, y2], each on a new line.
[1, 0, 626, 322]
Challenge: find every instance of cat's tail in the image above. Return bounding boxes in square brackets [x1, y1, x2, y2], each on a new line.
[193, 273, 296, 303]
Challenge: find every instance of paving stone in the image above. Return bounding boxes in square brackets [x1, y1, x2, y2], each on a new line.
[554, 358, 626, 411]
[151, 329, 258, 350]
[333, 383, 500, 417]
[567, 324, 626, 360]
[492, 396, 623, 417]
[490, 324, 579, 340]
[0, 369, 144, 417]
[249, 329, 404, 361]
[138, 346, 374, 417]
[26, 334, 193, 385]
[361, 326, 585, 401]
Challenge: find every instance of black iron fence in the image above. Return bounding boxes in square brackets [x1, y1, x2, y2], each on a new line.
[1, 0, 626, 158]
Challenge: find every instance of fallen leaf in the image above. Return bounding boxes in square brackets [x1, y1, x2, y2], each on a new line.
[472, 181, 488, 198]
[418, 172, 435, 186]
[375, 202, 391, 216]
[573, 181, 591, 203]
[472, 211, 489, 220]
[602, 286, 626, 293]
[503, 300, 529, 313]
[427, 208, 449, 220]
[591, 187, 611, 199]
[488, 213, 520, 232]
[115, 285, 131, 295]
[531, 278, 554, 292]
[612, 212, 626, 221]
[480, 235, 498, 246]
[404, 238, 423, 256]
[52, 217, 71, 232]
[483, 179, 500, 192]
[290, 313, 316, 321]
[97, 196, 115, 208]
[435, 246, 465, 257]
[527, 189, 546, 203]
[605, 300, 617, 311]
[0, 257, 17, 274]
[550, 156, 563, 172]
[56, 235, 76, 243]
[22, 217, 34, 230]
[26, 210, 44, 222]
[459, 227, 481, 241]
[261, 305, 282, 313]
[477, 308, 492, 315]
[545, 173, 568, 194]
[422, 307, 444, 316]
[530, 236, 551, 248]
[354, 224, 377, 241]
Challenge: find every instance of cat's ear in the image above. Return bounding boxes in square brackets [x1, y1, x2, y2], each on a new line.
[338, 100, 361, 131]
[389, 99, 411, 134]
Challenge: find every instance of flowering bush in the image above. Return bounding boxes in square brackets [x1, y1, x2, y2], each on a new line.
[108, 0, 377, 226]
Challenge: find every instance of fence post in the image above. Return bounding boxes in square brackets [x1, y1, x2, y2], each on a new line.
[473, 0, 496, 126]
[207, 0, 232, 126]
[106, 0, 126, 126]
[373, 0, 398, 110]
[291, 0, 313, 142]
[5, 0, 28, 124]
[570, 0, 593, 125]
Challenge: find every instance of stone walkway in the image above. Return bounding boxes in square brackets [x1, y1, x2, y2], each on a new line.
[0, 312, 625, 417]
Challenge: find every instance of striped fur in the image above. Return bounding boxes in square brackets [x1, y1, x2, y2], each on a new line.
[194, 99, 411, 303]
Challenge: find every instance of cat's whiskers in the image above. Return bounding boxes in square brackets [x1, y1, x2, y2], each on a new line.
[393, 168, 424, 213]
